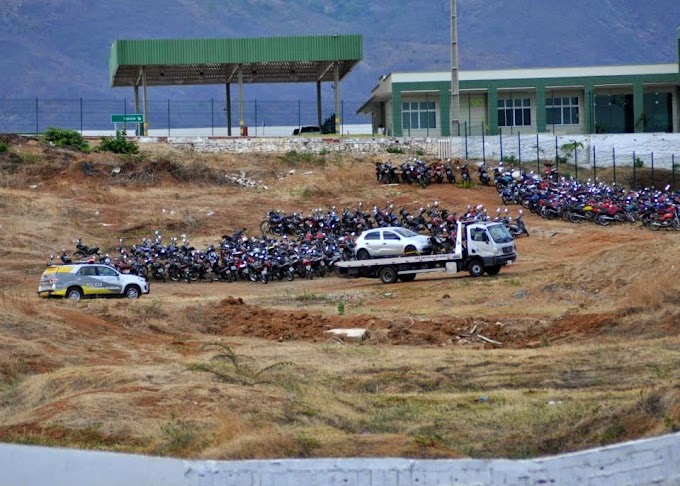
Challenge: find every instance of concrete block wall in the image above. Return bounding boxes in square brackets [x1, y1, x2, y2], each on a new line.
[164, 132, 680, 169]
[1, 432, 679, 485]
[165, 136, 441, 156]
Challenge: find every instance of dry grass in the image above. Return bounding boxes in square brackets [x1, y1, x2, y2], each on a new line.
[0, 139, 679, 459]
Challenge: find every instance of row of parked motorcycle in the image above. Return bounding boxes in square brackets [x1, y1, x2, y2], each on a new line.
[375, 158, 490, 188]
[493, 164, 680, 230]
[51, 199, 529, 284]
[260, 201, 528, 241]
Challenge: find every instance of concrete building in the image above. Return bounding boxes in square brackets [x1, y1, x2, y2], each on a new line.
[358, 28, 680, 138]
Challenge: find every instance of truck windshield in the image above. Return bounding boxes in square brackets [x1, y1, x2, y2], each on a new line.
[487, 224, 513, 243]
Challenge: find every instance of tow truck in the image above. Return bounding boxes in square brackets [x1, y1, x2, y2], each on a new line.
[334, 220, 517, 284]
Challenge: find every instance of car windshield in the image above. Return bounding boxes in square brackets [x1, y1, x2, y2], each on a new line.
[487, 224, 514, 243]
[393, 228, 418, 238]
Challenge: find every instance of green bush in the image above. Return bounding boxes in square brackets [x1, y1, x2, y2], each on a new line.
[386, 146, 404, 154]
[634, 157, 644, 168]
[0, 141, 7, 153]
[43, 127, 90, 152]
[96, 130, 139, 154]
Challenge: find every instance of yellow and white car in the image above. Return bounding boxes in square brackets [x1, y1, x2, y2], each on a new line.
[38, 263, 149, 301]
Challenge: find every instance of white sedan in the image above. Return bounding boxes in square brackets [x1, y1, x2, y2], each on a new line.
[354, 227, 432, 259]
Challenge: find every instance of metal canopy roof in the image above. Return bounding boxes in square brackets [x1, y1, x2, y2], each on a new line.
[109, 35, 363, 87]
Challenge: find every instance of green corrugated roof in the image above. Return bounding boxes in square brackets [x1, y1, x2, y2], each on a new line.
[109, 35, 362, 87]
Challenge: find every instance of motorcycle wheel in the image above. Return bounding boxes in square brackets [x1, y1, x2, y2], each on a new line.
[596, 214, 611, 226]
[286, 271, 295, 282]
[649, 221, 662, 231]
[259, 220, 270, 234]
[249, 272, 258, 282]
[569, 213, 583, 224]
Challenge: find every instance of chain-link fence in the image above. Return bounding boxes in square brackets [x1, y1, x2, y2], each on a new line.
[0, 98, 372, 136]
[440, 128, 679, 190]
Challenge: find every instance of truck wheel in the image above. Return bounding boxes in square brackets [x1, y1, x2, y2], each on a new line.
[468, 260, 484, 278]
[66, 286, 83, 301]
[379, 266, 399, 284]
[399, 273, 416, 282]
[124, 285, 141, 299]
[485, 265, 501, 276]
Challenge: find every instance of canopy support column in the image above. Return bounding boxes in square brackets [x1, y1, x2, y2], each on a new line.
[238, 66, 245, 136]
[142, 67, 148, 136]
[334, 62, 340, 135]
[226, 82, 232, 136]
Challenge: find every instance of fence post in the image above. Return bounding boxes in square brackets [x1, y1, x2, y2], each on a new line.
[612, 147, 616, 187]
[342, 99, 345, 136]
[167, 99, 171, 137]
[633, 151, 636, 189]
[518, 132, 521, 173]
[254, 99, 258, 137]
[651, 152, 655, 188]
[35, 97, 39, 135]
[536, 132, 540, 173]
[80, 98, 83, 135]
[499, 128, 503, 162]
[123, 97, 128, 134]
[298, 100, 301, 130]
[554, 136, 559, 176]
[574, 146, 578, 181]
[673, 154, 676, 191]
[464, 121, 468, 159]
[593, 145, 596, 181]
[482, 122, 486, 164]
[211, 98, 214, 137]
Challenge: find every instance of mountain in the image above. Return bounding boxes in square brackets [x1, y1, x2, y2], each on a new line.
[0, 0, 677, 101]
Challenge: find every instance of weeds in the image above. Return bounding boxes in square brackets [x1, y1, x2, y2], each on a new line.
[187, 342, 295, 387]
[386, 146, 404, 154]
[282, 150, 326, 166]
[160, 414, 205, 456]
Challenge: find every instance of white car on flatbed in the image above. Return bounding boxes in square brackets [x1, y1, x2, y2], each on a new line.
[354, 226, 432, 259]
[38, 263, 150, 301]
[336, 220, 516, 284]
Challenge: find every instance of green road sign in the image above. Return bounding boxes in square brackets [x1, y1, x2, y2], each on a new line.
[111, 114, 144, 123]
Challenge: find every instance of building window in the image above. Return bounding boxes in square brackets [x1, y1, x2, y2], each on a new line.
[497, 98, 531, 127]
[402, 101, 436, 130]
[546, 96, 580, 125]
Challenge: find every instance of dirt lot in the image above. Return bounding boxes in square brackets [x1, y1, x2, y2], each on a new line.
[0, 135, 679, 460]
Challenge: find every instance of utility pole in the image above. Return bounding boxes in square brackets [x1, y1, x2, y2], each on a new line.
[450, 0, 460, 137]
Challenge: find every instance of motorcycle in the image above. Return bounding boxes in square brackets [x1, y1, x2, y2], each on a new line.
[477, 163, 491, 185]
[506, 210, 529, 238]
[459, 164, 472, 185]
[444, 161, 456, 183]
[73, 238, 100, 258]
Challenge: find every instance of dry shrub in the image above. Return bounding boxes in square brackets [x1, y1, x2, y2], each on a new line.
[207, 419, 299, 459]
[0, 292, 39, 318]
[622, 271, 680, 312]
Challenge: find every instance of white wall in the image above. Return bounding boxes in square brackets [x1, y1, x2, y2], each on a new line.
[440, 132, 680, 168]
[1, 432, 679, 485]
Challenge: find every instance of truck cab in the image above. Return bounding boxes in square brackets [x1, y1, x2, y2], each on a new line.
[463, 222, 516, 276]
